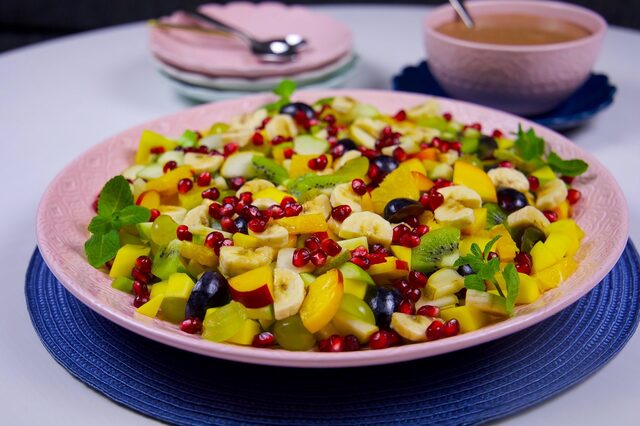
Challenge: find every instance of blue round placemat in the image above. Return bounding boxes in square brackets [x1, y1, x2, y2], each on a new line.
[26, 243, 639, 425]
[392, 61, 617, 131]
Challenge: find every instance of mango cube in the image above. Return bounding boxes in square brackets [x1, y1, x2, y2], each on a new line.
[136, 295, 165, 318]
[440, 305, 490, 333]
[452, 161, 497, 202]
[534, 257, 578, 292]
[227, 319, 261, 345]
[109, 244, 151, 278]
[277, 213, 328, 234]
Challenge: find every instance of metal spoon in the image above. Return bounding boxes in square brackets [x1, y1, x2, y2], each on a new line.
[448, 0, 475, 28]
[186, 10, 307, 63]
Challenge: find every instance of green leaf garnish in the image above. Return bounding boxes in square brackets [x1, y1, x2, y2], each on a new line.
[503, 263, 520, 315]
[264, 79, 297, 112]
[514, 125, 545, 161]
[84, 230, 120, 268]
[97, 176, 133, 218]
[88, 215, 112, 234]
[546, 151, 589, 177]
[117, 205, 151, 225]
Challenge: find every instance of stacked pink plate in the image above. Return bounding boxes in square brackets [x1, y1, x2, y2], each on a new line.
[149, 2, 356, 101]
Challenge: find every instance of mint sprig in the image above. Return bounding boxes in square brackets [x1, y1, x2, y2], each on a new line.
[546, 152, 588, 177]
[84, 176, 150, 268]
[264, 80, 297, 112]
[454, 236, 520, 316]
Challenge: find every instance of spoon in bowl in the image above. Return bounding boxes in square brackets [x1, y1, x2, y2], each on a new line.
[448, 0, 475, 28]
[186, 10, 307, 63]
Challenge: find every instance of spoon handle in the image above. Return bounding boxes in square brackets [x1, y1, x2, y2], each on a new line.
[187, 10, 254, 45]
[148, 20, 230, 37]
[448, 0, 475, 28]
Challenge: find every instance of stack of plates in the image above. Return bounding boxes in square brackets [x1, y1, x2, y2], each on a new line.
[149, 3, 356, 102]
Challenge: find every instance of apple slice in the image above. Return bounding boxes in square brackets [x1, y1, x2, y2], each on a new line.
[228, 265, 274, 308]
[367, 256, 410, 284]
[299, 269, 343, 333]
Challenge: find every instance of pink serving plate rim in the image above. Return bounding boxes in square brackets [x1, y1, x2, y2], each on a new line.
[424, 0, 607, 53]
[36, 89, 629, 368]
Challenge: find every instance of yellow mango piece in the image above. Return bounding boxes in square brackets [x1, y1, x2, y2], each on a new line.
[368, 257, 410, 284]
[412, 171, 434, 192]
[530, 166, 557, 185]
[344, 279, 369, 299]
[109, 244, 151, 278]
[136, 190, 161, 209]
[463, 208, 487, 235]
[459, 236, 491, 256]
[299, 269, 343, 333]
[555, 200, 571, 220]
[136, 295, 165, 318]
[253, 187, 295, 204]
[233, 233, 261, 248]
[544, 232, 572, 259]
[391, 245, 412, 266]
[489, 224, 518, 261]
[397, 158, 427, 175]
[135, 130, 178, 165]
[530, 241, 560, 274]
[452, 161, 497, 202]
[180, 241, 217, 267]
[145, 166, 193, 194]
[179, 185, 214, 210]
[495, 272, 541, 304]
[289, 154, 333, 177]
[534, 257, 578, 292]
[277, 213, 328, 234]
[226, 319, 261, 346]
[544, 219, 585, 240]
[361, 192, 374, 212]
[371, 166, 419, 214]
[440, 305, 490, 333]
[150, 281, 168, 299]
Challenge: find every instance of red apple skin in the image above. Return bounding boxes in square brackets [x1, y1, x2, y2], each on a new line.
[228, 283, 273, 308]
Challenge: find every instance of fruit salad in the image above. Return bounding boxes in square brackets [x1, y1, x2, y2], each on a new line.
[85, 82, 588, 352]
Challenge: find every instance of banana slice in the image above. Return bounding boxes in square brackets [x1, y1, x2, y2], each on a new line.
[507, 205, 550, 231]
[181, 205, 210, 228]
[198, 134, 224, 151]
[123, 165, 145, 181]
[331, 96, 357, 114]
[218, 246, 275, 277]
[333, 150, 362, 170]
[265, 114, 298, 140]
[273, 268, 306, 320]
[536, 179, 568, 211]
[339, 211, 393, 246]
[438, 151, 460, 166]
[437, 185, 482, 209]
[488, 167, 530, 193]
[276, 247, 315, 273]
[302, 194, 332, 219]
[221, 129, 253, 147]
[220, 151, 263, 178]
[236, 178, 275, 196]
[249, 224, 290, 248]
[390, 313, 436, 342]
[252, 198, 279, 210]
[229, 108, 268, 131]
[184, 153, 224, 174]
[349, 124, 377, 149]
[327, 217, 343, 236]
[406, 100, 440, 121]
[434, 200, 475, 228]
[330, 183, 362, 212]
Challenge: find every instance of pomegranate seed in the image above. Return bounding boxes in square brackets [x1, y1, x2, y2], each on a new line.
[449, 141, 462, 153]
[350, 256, 370, 270]
[426, 320, 445, 341]
[330, 144, 345, 158]
[399, 233, 421, 248]
[319, 335, 344, 352]
[323, 114, 336, 124]
[228, 177, 245, 190]
[492, 129, 504, 138]
[321, 239, 342, 256]
[313, 232, 329, 241]
[392, 224, 411, 243]
[223, 143, 238, 156]
[220, 216, 238, 233]
[305, 236, 322, 250]
[443, 319, 460, 337]
[177, 178, 193, 194]
[393, 147, 407, 162]
[132, 280, 149, 297]
[221, 203, 236, 217]
[92, 196, 99, 213]
[331, 205, 352, 222]
[413, 224, 429, 237]
[486, 251, 499, 261]
[393, 109, 407, 121]
[469, 122, 482, 131]
[439, 142, 450, 153]
[284, 203, 303, 217]
[208, 203, 223, 219]
[280, 196, 296, 207]
[223, 196, 238, 207]
[200, 188, 219, 201]
[163, 160, 177, 173]
[252, 332, 276, 348]
[176, 225, 193, 241]
[343, 335, 360, 351]
[131, 267, 149, 284]
[180, 317, 202, 334]
[514, 252, 532, 275]
[405, 215, 419, 228]
[149, 146, 165, 155]
[433, 178, 452, 189]
[406, 288, 422, 303]
[368, 330, 391, 350]
[327, 125, 339, 137]
[283, 147, 295, 159]
[351, 245, 368, 257]
[428, 190, 444, 210]
[419, 193, 431, 209]
[408, 271, 428, 288]
[133, 295, 149, 308]
[398, 299, 415, 315]
[149, 209, 160, 221]
[198, 145, 208, 154]
[213, 238, 233, 256]
[359, 147, 377, 158]
[271, 135, 286, 145]
[567, 188, 581, 205]
[499, 161, 514, 168]
[443, 112, 452, 121]
[388, 330, 402, 346]
[135, 256, 152, 273]
[260, 117, 272, 129]
[251, 132, 264, 146]
[528, 175, 540, 191]
[431, 137, 442, 149]
[561, 176, 574, 184]
[367, 252, 387, 265]
[267, 204, 286, 219]
[310, 249, 328, 267]
[292, 248, 311, 267]
[239, 192, 253, 205]
[197, 172, 212, 187]
[204, 231, 224, 248]
[417, 305, 440, 317]
[394, 279, 410, 294]
[367, 164, 381, 181]
[351, 178, 367, 195]
[247, 218, 267, 233]
[308, 155, 328, 171]
[371, 244, 390, 255]
[543, 210, 558, 222]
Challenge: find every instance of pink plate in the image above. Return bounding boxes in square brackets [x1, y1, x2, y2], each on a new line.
[149, 2, 353, 78]
[36, 90, 629, 368]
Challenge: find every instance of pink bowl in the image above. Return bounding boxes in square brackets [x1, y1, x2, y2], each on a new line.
[424, 0, 606, 115]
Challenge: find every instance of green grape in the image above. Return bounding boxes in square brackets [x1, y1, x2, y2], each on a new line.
[273, 315, 316, 351]
[202, 301, 247, 342]
[208, 122, 229, 135]
[150, 215, 178, 246]
[339, 293, 376, 325]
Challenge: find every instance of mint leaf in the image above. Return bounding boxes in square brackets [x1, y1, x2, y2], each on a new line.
[179, 130, 198, 148]
[479, 257, 500, 280]
[470, 243, 483, 259]
[503, 263, 520, 315]
[483, 235, 502, 259]
[117, 205, 151, 225]
[88, 216, 112, 234]
[547, 152, 588, 177]
[464, 275, 486, 291]
[514, 125, 545, 162]
[84, 230, 120, 268]
[264, 80, 297, 112]
[97, 176, 133, 218]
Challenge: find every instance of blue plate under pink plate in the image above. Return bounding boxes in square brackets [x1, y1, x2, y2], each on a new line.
[392, 61, 616, 131]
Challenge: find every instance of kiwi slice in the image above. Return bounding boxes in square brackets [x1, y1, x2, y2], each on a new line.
[314, 249, 351, 275]
[297, 188, 324, 204]
[484, 203, 508, 229]
[519, 227, 546, 253]
[251, 155, 289, 185]
[412, 227, 461, 274]
[287, 156, 369, 197]
[151, 240, 187, 280]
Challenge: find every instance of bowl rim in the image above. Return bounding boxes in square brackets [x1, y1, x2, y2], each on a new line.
[424, 0, 607, 53]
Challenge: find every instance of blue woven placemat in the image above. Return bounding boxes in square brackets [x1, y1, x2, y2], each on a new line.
[26, 243, 639, 425]
[392, 61, 617, 131]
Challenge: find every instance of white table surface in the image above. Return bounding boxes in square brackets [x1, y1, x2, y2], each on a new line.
[1, 4, 639, 425]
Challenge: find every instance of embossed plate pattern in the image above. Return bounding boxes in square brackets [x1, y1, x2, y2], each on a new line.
[36, 90, 629, 367]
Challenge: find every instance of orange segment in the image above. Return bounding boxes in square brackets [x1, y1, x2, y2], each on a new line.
[452, 161, 497, 202]
[277, 213, 328, 234]
[370, 166, 419, 214]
